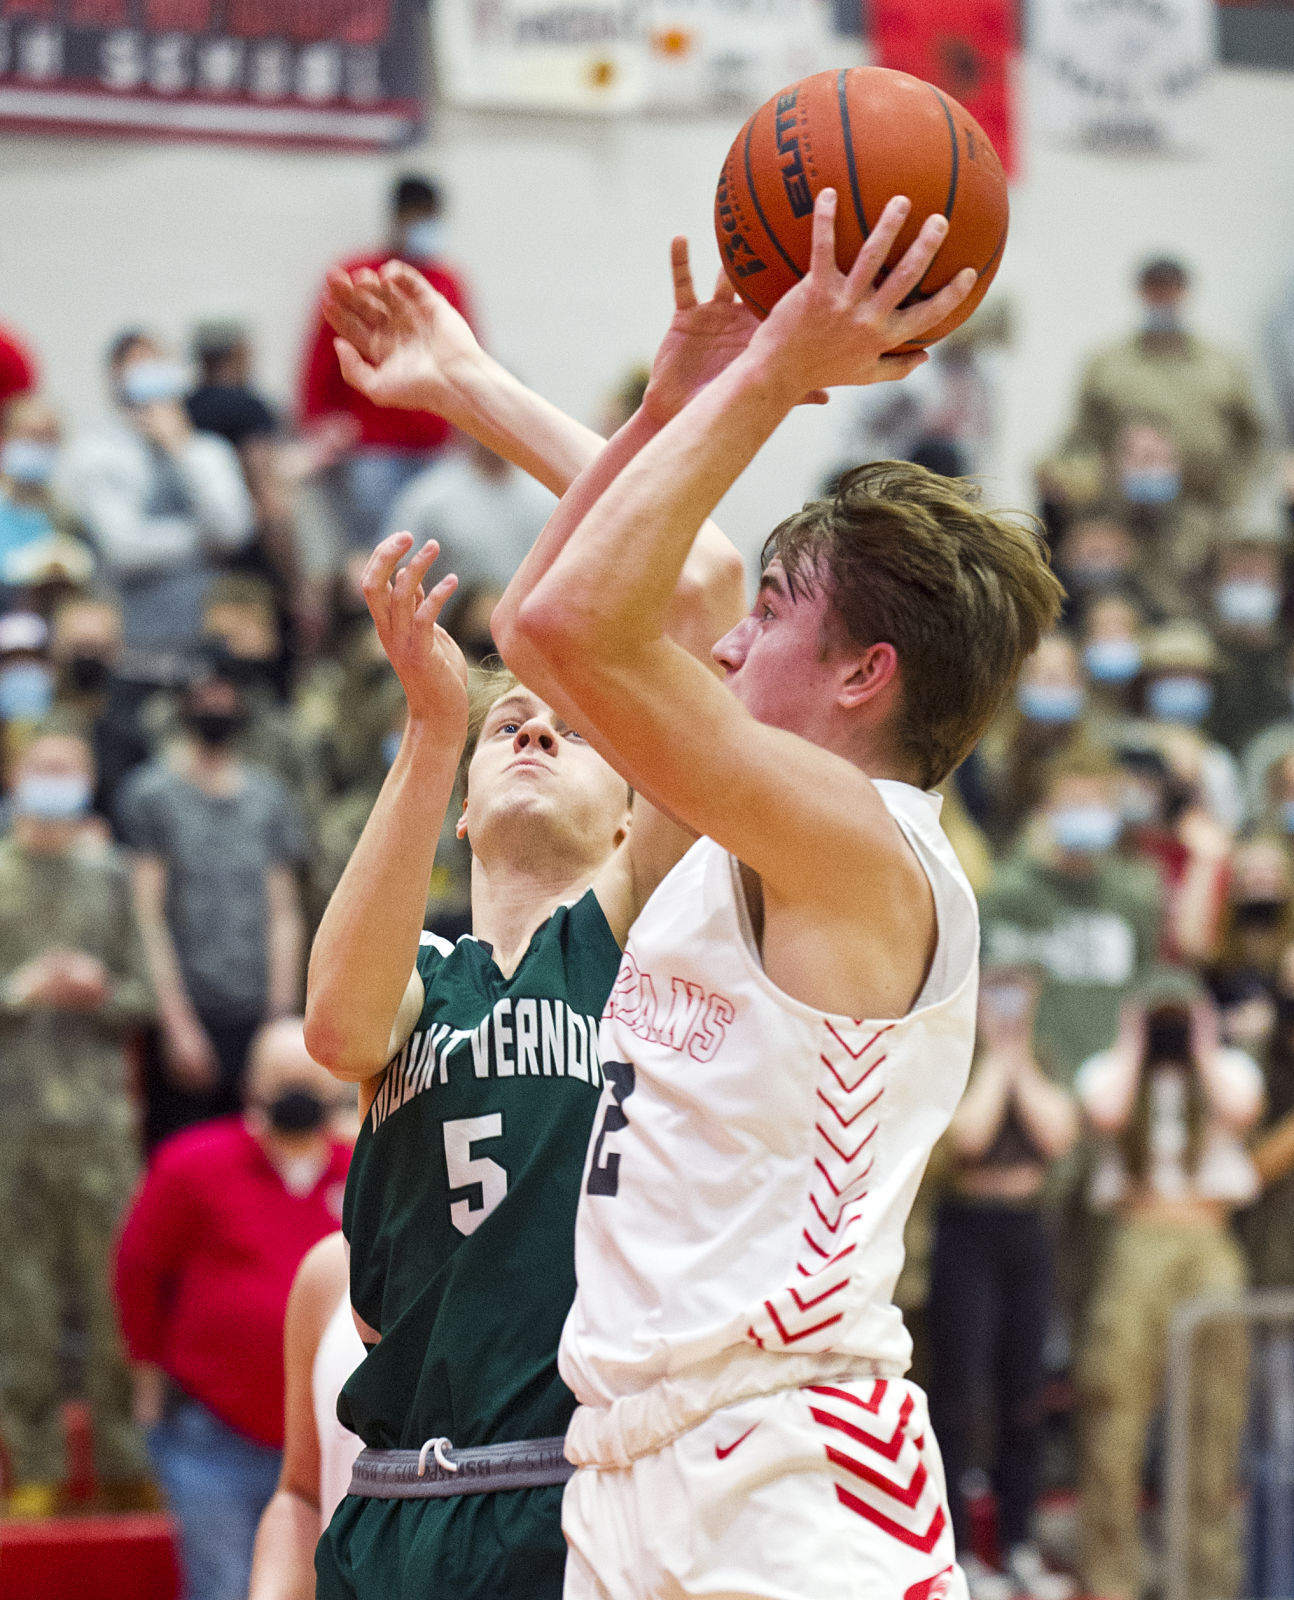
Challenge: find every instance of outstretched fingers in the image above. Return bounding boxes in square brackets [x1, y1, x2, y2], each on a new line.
[415, 572, 460, 627]
[842, 195, 917, 303]
[862, 212, 949, 316]
[892, 266, 978, 345]
[360, 531, 415, 634]
[390, 539, 441, 642]
[807, 189, 841, 281]
[670, 237, 699, 312]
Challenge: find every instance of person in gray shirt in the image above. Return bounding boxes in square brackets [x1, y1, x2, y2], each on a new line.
[117, 651, 306, 1143]
[59, 331, 253, 685]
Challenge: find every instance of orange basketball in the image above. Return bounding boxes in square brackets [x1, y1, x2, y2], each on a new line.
[714, 66, 1008, 349]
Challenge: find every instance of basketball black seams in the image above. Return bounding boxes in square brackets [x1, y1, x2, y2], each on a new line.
[836, 68, 870, 240]
[744, 116, 803, 291]
[932, 88, 960, 220]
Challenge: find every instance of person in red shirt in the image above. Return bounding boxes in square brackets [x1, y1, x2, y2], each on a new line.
[0, 321, 38, 411]
[298, 174, 474, 550]
[115, 1017, 354, 1600]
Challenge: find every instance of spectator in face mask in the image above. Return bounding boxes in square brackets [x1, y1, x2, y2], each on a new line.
[980, 750, 1164, 1085]
[58, 331, 254, 689]
[114, 1017, 352, 1600]
[1076, 972, 1260, 1600]
[1105, 418, 1224, 616]
[1204, 539, 1292, 756]
[47, 594, 155, 824]
[0, 396, 91, 591]
[1047, 258, 1266, 521]
[298, 173, 476, 549]
[1213, 837, 1294, 990]
[116, 655, 308, 1143]
[977, 634, 1096, 850]
[1081, 591, 1147, 733]
[0, 729, 155, 1519]
[1136, 622, 1244, 830]
[1113, 738, 1232, 967]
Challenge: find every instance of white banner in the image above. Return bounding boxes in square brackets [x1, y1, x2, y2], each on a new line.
[1028, 0, 1216, 153]
[435, 0, 845, 114]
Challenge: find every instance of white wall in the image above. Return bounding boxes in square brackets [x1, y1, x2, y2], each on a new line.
[2, 63, 1293, 561]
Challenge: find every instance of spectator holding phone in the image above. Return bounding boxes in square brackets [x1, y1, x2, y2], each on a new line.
[927, 960, 1079, 1600]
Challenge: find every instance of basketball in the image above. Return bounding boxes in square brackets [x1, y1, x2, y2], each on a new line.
[714, 66, 1009, 348]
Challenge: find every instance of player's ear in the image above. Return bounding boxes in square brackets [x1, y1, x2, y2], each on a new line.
[838, 640, 899, 710]
[455, 797, 469, 840]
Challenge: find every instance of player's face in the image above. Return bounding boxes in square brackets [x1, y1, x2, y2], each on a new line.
[461, 687, 630, 864]
[711, 560, 844, 740]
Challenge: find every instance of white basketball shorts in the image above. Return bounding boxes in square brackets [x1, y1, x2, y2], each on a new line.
[562, 1375, 967, 1600]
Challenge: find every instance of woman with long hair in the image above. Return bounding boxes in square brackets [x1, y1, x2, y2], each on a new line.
[1075, 971, 1263, 1600]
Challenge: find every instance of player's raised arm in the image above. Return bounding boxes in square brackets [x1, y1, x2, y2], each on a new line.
[304, 539, 467, 1083]
[500, 192, 1055, 1007]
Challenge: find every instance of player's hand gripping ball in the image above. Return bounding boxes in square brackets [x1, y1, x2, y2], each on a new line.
[714, 66, 1008, 349]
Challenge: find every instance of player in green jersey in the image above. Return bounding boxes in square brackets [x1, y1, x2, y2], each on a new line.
[304, 253, 749, 1599]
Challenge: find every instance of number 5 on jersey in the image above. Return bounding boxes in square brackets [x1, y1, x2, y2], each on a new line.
[587, 1061, 635, 1197]
[443, 1114, 508, 1235]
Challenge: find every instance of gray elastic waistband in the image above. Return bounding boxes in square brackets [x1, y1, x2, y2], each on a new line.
[348, 1438, 574, 1499]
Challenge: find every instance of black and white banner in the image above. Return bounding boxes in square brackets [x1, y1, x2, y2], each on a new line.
[435, 0, 843, 114]
[1029, 0, 1216, 152]
[0, 0, 425, 148]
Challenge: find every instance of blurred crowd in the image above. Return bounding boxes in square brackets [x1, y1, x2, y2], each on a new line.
[3, 174, 1294, 1600]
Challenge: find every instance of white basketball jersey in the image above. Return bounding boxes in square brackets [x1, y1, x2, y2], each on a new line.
[559, 781, 979, 1466]
[313, 1290, 366, 1525]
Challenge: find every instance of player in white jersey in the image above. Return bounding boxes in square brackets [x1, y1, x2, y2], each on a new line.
[486, 191, 1065, 1599]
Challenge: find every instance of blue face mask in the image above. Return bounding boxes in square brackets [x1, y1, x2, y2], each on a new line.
[381, 731, 402, 768]
[1283, 800, 1294, 837]
[1147, 673, 1213, 724]
[1119, 784, 1160, 826]
[120, 360, 188, 407]
[1122, 468, 1181, 505]
[0, 662, 53, 721]
[1052, 804, 1121, 855]
[1, 439, 58, 486]
[1017, 682, 1084, 724]
[1084, 637, 1142, 685]
[1215, 580, 1280, 628]
[403, 219, 445, 261]
[13, 773, 91, 822]
[1143, 305, 1183, 336]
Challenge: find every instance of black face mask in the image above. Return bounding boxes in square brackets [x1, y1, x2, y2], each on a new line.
[266, 1087, 328, 1135]
[221, 655, 274, 691]
[67, 654, 113, 694]
[1146, 1008, 1192, 1063]
[1233, 898, 1289, 931]
[184, 708, 244, 748]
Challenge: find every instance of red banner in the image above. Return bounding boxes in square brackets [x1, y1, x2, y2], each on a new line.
[869, 0, 1017, 178]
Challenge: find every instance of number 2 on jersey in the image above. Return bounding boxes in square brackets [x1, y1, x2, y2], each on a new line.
[443, 1113, 508, 1235]
[586, 1061, 635, 1197]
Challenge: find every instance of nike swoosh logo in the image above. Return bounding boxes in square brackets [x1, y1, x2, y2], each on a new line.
[714, 1423, 760, 1461]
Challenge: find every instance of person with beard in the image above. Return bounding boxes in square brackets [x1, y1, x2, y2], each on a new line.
[116, 652, 308, 1141]
[115, 1018, 354, 1600]
[1075, 971, 1262, 1600]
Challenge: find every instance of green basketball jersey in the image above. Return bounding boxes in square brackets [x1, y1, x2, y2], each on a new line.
[340, 890, 621, 1451]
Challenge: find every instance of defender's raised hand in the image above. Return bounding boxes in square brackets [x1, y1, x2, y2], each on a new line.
[324, 261, 484, 420]
[748, 189, 977, 399]
[361, 532, 469, 731]
[644, 238, 830, 425]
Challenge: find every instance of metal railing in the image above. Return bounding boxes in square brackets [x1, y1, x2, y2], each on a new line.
[1164, 1289, 1294, 1600]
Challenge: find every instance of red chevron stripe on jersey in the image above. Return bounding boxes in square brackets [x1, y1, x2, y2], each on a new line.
[745, 1023, 893, 1352]
[809, 1379, 952, 1555]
